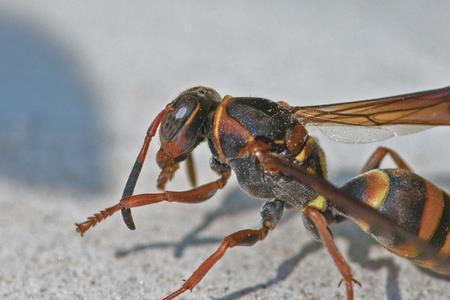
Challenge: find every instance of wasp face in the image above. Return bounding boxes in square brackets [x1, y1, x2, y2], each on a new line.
[157, 86, 221, 168]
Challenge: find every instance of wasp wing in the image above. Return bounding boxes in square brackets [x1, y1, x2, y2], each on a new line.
[306, 124, 433, 144]
[291, 86, 450, 143]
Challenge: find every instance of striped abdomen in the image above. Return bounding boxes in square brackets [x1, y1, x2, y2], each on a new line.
[341, 169, 450, 275]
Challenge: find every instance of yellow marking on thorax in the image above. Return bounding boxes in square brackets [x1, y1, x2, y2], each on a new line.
[295, 147, 307, 162]
[212, 96, 232, 163]
[274, 139, 285, 145]
[295, 137, 314, 162]
[305, 194, 327, 212]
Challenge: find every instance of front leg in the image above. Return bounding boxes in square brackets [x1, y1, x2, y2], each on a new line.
[75, 169, 230, 236]
[162, 199, 285, 300]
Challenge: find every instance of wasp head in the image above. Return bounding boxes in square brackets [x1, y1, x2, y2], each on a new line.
[156, 86, 221, 188]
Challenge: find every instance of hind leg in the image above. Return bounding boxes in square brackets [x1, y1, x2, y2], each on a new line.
[361, 146, 411, 173]
[303, 207, 361, 300]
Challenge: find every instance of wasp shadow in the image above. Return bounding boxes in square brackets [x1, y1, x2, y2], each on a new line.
[212, 241, 321, 300]
[116, 187, 267, 257]
[211, 219, 402, 300]
[0, 15, 104, 193]
[334, 223, 403, 300]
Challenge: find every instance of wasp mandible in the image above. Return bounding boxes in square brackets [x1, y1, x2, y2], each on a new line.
[76, 85, 450, 300]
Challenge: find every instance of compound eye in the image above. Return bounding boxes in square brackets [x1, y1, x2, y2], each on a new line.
[160, 97, 198, 142]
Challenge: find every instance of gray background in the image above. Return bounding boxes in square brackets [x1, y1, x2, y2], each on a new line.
[0, 1, 449, 299]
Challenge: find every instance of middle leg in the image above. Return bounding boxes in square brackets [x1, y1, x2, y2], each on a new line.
[162, 199, 285, 300]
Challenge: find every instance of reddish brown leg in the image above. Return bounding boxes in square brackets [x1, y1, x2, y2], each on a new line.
[361, 146, 411, 173]
[304, 207, 360, 300]
[156, 149, 197, 190]
[75, 171, 230, 236]
[162, 226, 270, 300]
[161, 199, 284, 299]
[156, 161, 180, 190]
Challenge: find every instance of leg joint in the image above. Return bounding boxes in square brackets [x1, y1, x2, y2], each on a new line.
[260, 199, 284, 229]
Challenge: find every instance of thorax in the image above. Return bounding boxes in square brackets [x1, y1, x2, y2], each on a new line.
[207, 96, 328, 208]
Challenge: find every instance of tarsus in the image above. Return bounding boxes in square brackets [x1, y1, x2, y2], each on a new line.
[75, 203, 122, 236]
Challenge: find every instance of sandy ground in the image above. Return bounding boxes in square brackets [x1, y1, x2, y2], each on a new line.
[1, 1, 450, 299]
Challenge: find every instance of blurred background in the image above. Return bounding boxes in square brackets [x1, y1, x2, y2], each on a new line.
[0, 1, 449, 299]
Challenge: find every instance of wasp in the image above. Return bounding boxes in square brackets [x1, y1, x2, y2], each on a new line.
[76, 85, 450, 300]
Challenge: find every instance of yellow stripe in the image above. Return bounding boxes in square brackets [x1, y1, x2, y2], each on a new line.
[295, 147, 307, 162]
[414, 187, 447, 269]
[391, 192, 447, 261]
[364, 170, 389, 209]
[353, 170, 389, 233]
[306, 195, 327, 212]
[418, 182, 444, 242]
[212, 97, 230, 163]
[393, 185, 448, 262]
[295, 137, 314, 162]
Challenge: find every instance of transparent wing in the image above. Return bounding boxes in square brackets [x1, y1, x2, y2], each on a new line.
[291, 86, 450, 143]
[307, 124, 432, 144]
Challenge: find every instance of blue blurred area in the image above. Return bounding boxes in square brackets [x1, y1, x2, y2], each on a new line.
[0, 17, 104, 193]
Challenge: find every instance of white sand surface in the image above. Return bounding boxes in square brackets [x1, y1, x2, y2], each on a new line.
[1, 1, 449, 299]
